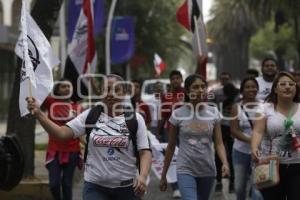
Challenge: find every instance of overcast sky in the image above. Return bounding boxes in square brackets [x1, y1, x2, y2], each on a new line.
[203, 0, 214, 22]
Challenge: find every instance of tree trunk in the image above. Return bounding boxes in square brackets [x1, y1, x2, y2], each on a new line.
[6, 0, 63, 177]
[214, 34, 251, 80]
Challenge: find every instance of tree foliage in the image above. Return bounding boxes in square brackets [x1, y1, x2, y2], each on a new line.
[250, 21, 296, 62]
[110, 0, 188, 78]
[207, 0, 257, 79]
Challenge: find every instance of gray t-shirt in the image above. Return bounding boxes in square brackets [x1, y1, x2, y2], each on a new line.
[260, 103, 300, 164]
[67, 109, 150, 188]
[169, 104, 221, 177]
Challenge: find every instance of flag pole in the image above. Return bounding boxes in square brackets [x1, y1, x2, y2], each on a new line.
[59, 0, 67, 78]
[193, 16, 202, 56]
[87, 62, 92, 108]
[105, 0, 118, 75]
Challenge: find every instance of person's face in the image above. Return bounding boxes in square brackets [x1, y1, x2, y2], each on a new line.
[188, 79, 207, 102]
[275, 76, 297, 100]
[220, 74, 230, 85]
[57, 81, 72, 97]
[170, 75, 182, 89]
[262, 60, 277, 77]
[242, 80, 258, 100]
[102, 77, 125, 108]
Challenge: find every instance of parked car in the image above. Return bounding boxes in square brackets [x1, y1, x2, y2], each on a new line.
[141, 79, 169, 103]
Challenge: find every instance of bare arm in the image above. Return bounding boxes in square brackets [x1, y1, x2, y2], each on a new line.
[251, 113, 266, 161]
[230, 104, 251, 143]
[27, 97, 74, 140]
[160, 123, 177, 191]
[214, 122, 230, 176]
[138, 150, 152, 179]
[133, 149, 152, 196]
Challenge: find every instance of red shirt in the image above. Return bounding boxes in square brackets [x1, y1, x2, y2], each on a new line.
[136, 100, 151, 126]
[161, 87, 185, 130]
[43, 96, 82, 153]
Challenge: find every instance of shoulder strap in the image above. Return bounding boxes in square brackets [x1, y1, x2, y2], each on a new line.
[84, 105, 103, 162]
[124, 109, 139, 171]
[241, 104, 253, 129]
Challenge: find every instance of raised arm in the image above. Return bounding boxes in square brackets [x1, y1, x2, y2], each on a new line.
[160, 123, 178, 191]
[26, 97, 74, 140]
[230, 104, 251, 143]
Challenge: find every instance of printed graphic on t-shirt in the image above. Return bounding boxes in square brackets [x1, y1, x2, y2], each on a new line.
[91, 119, 130, 148]
[261, 88, 271, 96]
[185, 121, 210, 133]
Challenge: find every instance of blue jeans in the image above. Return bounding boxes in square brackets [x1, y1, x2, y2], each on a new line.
[83, 181, 139, 200]
[232, 149, 262, 200]
[177, 174, 215, 200]
[46, 152, 79, 200]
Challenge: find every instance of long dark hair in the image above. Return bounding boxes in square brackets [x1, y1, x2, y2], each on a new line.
[223, 82, 239, 108]
[265, 71, 300, 105]
[240, 77, 259, 98]
[184, 74, 207, 102]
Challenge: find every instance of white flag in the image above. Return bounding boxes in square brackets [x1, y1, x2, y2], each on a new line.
[15, 5, 60, 116]
[67, 0, 97, 76]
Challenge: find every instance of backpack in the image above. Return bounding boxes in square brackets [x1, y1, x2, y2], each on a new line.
[84, 105, 140, 170]
[0, 135, 25, 191]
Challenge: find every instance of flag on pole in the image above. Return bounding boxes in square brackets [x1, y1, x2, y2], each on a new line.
[153, 53, 167, 77]
[15, 1, 60, 116]
[176, 0, 208, 78]
[64, 0, 97, 101]
[67, 0, 105, 43]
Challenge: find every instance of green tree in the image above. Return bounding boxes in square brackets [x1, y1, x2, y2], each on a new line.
[250, 21, 297, 69]
[111, 0, 188, 78]
[207, 0, 257, 79]
[249, 0, 300, 68]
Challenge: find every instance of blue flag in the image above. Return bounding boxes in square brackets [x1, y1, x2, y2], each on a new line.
[111, 16, 135, 64]
[67, 0, 104, 43]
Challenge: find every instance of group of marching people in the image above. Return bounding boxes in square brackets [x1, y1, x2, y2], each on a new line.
[26, 57, 300, 200]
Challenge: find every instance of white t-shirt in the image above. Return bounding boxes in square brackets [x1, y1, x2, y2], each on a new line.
[256, 77, 273, 101]
[233, 103, 259, 154]
[66, 109, 150, 188]
[260, 103, 300, 164]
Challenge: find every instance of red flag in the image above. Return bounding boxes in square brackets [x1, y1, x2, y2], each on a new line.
[176, 0, 190, 31]
[154, 53, 166, 76]
[64, 0, 97, 101]
[83, 0, 96, 73]
[176, 0, 208, 79]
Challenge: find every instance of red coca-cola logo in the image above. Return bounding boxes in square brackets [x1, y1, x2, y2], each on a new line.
[93, 135, 129, 148]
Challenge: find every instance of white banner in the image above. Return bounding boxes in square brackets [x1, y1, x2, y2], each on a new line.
[148, 131, 178, 183]
[15, 7, 60, 116]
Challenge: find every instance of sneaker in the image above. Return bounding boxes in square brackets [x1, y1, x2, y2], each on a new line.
[172, 189, 181, 199]
[229, 182, 235, 193]
[215, 182, 223, 192]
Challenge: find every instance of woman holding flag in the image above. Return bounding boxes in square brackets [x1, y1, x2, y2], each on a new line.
[26, 74, 152, 200]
